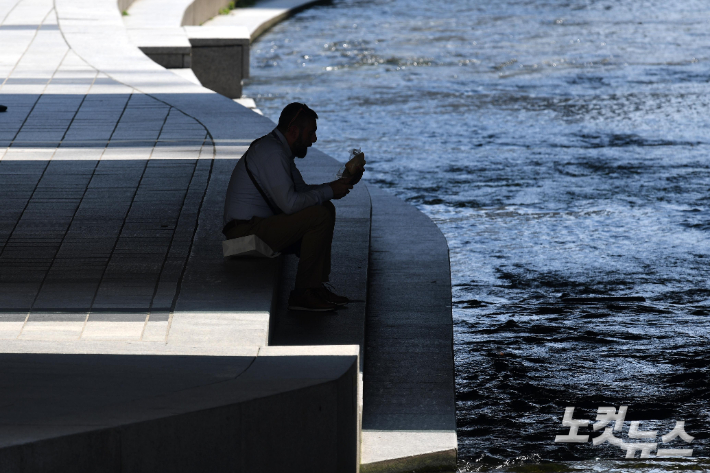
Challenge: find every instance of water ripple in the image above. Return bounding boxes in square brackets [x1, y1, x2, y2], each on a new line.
[244, 0, 710, 469]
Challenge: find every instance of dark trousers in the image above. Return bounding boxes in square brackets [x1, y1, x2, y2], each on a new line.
[224, 201, 335, 289]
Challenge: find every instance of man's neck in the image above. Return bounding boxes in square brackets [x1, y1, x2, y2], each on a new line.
[273, 128, 296, 158]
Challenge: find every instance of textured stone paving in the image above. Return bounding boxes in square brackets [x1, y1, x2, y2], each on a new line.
[0, 2, 214, 342]
[1, 1, 457, 469]
[360, 186, 457, 472]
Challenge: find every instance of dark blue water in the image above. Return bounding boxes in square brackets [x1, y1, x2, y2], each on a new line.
[243, 0, 710, 470]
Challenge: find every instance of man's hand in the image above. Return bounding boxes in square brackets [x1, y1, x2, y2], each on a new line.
[329, 178, 354, 199]
[349, 164, 365, 185]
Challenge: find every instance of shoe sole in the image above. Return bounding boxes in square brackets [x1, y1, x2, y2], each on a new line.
[288, 304, 337, 312]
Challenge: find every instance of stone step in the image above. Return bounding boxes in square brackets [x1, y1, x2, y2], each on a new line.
[0, 346, 359, 472]
[269, 148, 371, 365]
[0, 0, 458, 469]
[360, 185, 458, 473]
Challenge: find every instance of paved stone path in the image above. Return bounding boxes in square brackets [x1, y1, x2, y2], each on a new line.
[1, 0, 457, 470]
[360, 186, 457, 472]
[1, 2, 213, 342]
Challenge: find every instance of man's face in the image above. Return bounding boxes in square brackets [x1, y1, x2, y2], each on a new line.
[292, 119, 317, 159]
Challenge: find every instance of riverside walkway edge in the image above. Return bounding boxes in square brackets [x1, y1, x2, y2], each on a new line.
[360, 186, 457, 473]
[0, 0, 363, 469]
[0, 0, 458, 469]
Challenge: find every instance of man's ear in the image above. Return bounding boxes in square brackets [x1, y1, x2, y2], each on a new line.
[283, 125, 300, 146]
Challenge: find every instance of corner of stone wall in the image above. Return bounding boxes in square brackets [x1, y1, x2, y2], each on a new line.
[181, 0, 234, 26]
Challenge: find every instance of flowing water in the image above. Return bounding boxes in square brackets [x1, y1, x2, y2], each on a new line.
[242, 0, 710, 470]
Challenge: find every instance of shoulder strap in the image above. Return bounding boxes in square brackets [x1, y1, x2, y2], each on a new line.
[243, 135, 283, 215]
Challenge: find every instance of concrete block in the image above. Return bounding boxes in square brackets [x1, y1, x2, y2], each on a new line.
[0, 353, 358, 472]
[189, 44, 243, 98]
[192, 46, 243, 98]
[360, 431, 457, 473]
[139, 48, 191, 68]
[186, 26, 250, 97]
[181, 0, 232, 27]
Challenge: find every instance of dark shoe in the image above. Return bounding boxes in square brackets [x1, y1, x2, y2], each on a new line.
[288, 289, 338, 312]
[314, 284, 350, 306]
[0, 105, 6, 112]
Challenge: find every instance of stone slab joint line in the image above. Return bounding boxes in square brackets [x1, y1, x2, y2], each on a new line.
[80, 95, 172, 331]
[0, 8, 68, 161]
[3, 0, 221, 342]
[162, 134, 218, 344]
[50, 0, 220, 146]
[25, 67, 102, 314]
[0, 45, 75, 258]
[64, 90, 141, 340]
[0, 0, 23, 25]
[0, 9, 78, 337]
[14, 64, 101, 340]
[148, 134, 213, 343]
[0, 3, 54, 88]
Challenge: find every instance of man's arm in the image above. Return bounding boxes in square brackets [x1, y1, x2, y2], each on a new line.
[329, 178, 354, 199]
[254, 142, 334, 214]
[290, 160, 354, 200]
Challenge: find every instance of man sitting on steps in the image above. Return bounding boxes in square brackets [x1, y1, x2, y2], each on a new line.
[223, 102, 364, 312]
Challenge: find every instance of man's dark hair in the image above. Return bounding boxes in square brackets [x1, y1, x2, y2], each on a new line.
[277, 102, 318, 132]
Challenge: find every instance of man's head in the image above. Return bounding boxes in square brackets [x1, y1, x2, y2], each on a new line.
[277, 102, 318, 158]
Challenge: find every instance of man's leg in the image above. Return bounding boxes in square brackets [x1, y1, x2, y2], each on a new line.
[322, 200, 335, 282]
[311, 201, 349, 306]
[226, 203, 335, 290]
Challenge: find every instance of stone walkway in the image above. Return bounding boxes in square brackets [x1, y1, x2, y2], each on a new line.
[0, 3, 362, 469]
[1, 3, 213, 343]
[0, 0, 457, 470]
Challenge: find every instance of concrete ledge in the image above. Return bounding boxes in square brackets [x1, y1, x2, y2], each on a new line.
[182, 0, 229, 27]
[128, 27, 192, 67]
[184, 25, 250, 45]
[124, 0, 326, 95]
[124, 0, 251, 96]
[185, 25, 250, 97]
[360, 186, 458, 472]
[361, 432, 457, 473]
[204, 0, 326, 42]
[0, 348, 359, 472]
[2, 0, 457, 471]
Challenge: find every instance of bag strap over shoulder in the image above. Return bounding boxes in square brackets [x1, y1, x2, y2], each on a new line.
[243, 133, 283, 216]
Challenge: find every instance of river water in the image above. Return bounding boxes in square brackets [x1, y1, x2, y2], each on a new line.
[242, 0, 710, 470]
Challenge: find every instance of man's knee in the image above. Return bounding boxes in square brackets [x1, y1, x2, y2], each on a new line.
[298, 203, 334, 228]
[315, 202, 335, 227]
[323, 200, 336, 219]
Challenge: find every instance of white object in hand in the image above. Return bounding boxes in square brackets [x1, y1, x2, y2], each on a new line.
[337, 148, 366, 179]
